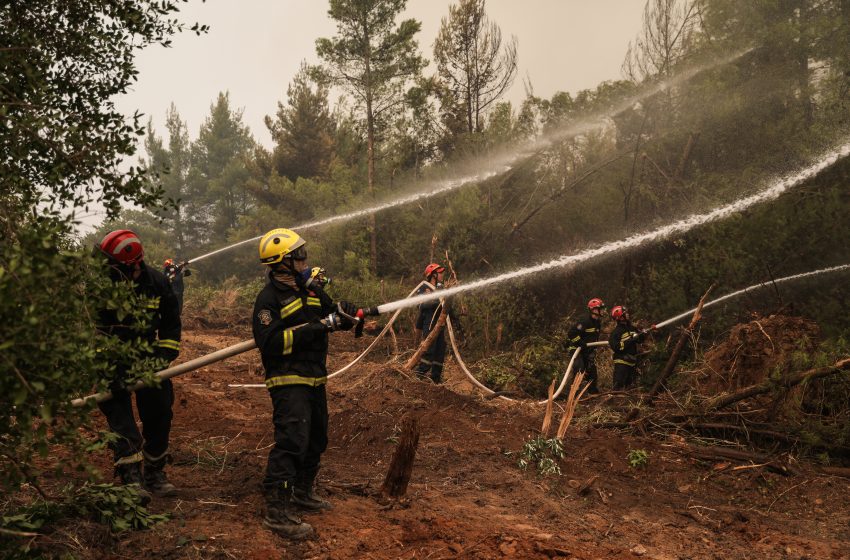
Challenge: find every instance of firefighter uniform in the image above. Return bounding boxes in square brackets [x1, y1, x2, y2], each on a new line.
[97, 263, 181, 471]
[566, 316, 602, 393]
[608, 322, 646, 390]
[414, 285, 451, 383]
[252, 274, 337, 498]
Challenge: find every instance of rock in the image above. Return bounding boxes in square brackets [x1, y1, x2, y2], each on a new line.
[631, 544, 648, 556]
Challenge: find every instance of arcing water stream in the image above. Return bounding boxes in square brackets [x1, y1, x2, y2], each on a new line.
[656, 264, 850, 329]
[187, 50, 749, 265]
[375, 141, 850, 315]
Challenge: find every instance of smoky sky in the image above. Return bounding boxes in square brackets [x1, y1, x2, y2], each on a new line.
[117, 0, 645, 149]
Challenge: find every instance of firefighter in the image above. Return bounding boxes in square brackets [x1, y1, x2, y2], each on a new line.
[608, 306, 656, 390]
[565, 298, 606, 394]
[94, 230, 182, 504]
[414, 263, 453, 384]
[252, 228, 360, 539]
[163, 258, 191, 315]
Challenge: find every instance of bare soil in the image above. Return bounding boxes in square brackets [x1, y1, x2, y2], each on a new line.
[52, 324, 850, 558]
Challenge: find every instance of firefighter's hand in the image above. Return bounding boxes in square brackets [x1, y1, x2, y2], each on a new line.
[337, 301, 358, 319]
[156, 347, 179, 363]
[322, 312, 354, 332]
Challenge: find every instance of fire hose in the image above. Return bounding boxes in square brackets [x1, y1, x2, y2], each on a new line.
[72, 264, 850, 406]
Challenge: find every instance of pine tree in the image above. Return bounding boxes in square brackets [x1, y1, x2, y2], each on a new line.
[266, 62, 336, 181]
[315, 0, 426, 274]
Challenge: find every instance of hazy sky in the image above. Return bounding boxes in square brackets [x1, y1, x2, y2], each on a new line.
[117, 0, 646, 149]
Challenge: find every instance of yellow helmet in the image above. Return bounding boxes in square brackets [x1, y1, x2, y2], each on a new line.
[258, 228, 306, 265]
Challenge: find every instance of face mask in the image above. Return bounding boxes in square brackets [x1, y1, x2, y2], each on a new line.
[296, 267, 312, 287]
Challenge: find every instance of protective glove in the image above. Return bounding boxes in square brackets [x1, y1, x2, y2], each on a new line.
[156, 347, 179, 363]
[321, 312, 354, 332]
[337, 301, 359, 319]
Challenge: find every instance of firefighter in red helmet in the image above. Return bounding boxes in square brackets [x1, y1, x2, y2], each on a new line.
[565, 298, 606, 394]
[608, 306, 656, 390]
[414, 263, 453, 383]
[94, 229, 182, 504]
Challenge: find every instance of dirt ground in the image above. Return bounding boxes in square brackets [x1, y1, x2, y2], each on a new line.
[63, 325, 850, 559]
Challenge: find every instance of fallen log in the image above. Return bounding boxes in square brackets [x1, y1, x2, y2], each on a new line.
[818, 466, 850, 478]
[684, 445, 800, 476]
[703, 358, 850, 412]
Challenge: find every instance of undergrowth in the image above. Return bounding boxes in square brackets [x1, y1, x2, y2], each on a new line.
[1, 483, 167, 559]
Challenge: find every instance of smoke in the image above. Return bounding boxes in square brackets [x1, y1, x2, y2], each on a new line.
[187, 50, 750, 265]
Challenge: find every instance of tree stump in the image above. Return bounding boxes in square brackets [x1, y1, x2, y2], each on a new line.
[381, 416, 420, 498]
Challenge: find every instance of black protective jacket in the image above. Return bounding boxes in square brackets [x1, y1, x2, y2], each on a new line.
[608, 321, 646, 367]
[566, 316, 602, 357]
[97, 263, 182, 364]
[415, 285, 456, 332]
[252, 275, 336, 389]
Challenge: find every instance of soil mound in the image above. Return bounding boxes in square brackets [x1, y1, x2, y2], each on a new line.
[697, 314, 819, 394]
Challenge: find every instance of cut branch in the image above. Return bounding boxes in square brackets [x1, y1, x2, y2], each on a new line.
[650, 285, 713, 396]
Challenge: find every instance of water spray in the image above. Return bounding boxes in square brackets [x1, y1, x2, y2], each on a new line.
[374, 141, 850, 315]
[655, 264, 850, 329]
[186, 50, 750, 266]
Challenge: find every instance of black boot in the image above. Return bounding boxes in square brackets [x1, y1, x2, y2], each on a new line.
[144, 454, 177, 497]
[117, 462, 152, 505]
[293, 479, 333, 512]
[264, 485, 314, 540]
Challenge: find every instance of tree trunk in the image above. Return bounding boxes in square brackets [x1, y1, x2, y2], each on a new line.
[365, 42, 378, 275]
[381, 416, 420, 498]
[674, 131, 700, 182]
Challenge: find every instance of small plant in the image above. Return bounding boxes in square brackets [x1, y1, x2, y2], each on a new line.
[627, 449, 650, 468]
[2, 483, 167, 536]
[74, 483, 168, 532]
[512, 435, 565, 477]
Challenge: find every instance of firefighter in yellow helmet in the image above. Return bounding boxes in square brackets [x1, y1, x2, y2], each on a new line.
[252, 228, 358, 539]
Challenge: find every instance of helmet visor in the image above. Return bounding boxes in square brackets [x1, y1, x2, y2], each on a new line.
[287, 245, 307, 261]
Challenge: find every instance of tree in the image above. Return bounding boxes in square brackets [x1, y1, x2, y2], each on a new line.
[0, 0, 203, 498]
[192, 92, 255, 244]
[621, 0, 699, 83]
[266, 62, 336, 181]
[143, 104, 192, 255]
[433, 0, 518, 135]
[315, 0, 426, 274]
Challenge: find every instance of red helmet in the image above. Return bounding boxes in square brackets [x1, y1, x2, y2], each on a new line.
[588, 297, 606, 310]
[164, 258, 175, 267]
[424, 263, 445, 278]
[98, 229, 144, 265]
[611, 305, 628, 321]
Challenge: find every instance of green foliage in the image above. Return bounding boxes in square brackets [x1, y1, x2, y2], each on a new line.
[627, 449, 650, 469]
[266, 62, 336, 181]
[512, 436, 564, 477]
[0, 0, 199, 496]
[1, 483, 167, 556]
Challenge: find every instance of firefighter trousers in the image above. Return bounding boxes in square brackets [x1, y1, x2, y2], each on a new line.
[98, 379, 174, 464]
[263, 384, 328, 496]
[416, 329, 447, 383]
[573, 352, 599, 393]
[613, 363, 637, 390]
